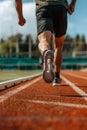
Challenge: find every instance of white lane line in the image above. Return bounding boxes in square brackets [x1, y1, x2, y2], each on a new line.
[61, 75, 87, 101]
[15, 99, 87, 108]
[64, 72, 87, 80]
[0, 76, 42, 103]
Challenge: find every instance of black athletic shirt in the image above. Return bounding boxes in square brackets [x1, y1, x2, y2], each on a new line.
[35, 0, 68, 9]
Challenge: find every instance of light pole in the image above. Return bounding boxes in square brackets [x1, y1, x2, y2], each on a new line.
[29, 36, 32, 58]
[16, 35, 19, 57]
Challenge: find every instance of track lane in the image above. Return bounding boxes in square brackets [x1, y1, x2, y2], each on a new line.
[0, 71, 87, 130]
[62, 71, 87, 96]
[0, 76, 86, 105]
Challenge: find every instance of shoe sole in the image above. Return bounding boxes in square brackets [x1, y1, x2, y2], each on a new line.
[53, 83, 61, 86]
[53, 79, 62, 86]
[43, 50, 54, 83]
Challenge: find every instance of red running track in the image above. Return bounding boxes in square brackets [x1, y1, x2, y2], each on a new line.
[0, 70, 87, 130]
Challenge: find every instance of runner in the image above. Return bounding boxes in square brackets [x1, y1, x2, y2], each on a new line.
[15, 0, 77, 85]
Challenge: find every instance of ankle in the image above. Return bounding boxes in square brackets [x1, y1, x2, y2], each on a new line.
[54, 72, 60, 78]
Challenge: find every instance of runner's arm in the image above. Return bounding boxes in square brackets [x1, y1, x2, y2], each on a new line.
[15, 0, 26, 26]
[68, 0, 77, 15]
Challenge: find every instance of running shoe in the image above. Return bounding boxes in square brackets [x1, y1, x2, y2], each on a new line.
[53, 77, 62, 86]
[43, 50, 54, 83]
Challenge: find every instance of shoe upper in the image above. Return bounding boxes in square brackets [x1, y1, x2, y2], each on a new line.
[53, 77, 62, 86]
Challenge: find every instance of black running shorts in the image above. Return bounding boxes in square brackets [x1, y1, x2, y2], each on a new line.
[36, 5, 67, 37]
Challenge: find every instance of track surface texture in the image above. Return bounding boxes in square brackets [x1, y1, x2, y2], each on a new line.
[0, 70, 87, 130]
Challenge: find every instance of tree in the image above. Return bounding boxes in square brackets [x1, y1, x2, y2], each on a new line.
[74, 34, 86, 52]
[63, 35, 74, 56]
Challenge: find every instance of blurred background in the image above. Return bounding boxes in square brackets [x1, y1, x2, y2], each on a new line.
[0, 0, 87, 82]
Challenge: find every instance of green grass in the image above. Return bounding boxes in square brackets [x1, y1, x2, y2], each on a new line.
[0, 70, 42, 82]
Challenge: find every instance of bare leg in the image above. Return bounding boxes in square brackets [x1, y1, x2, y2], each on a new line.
[38, 31, 52, 55]
[53, 35, 65, 86]
[54, 35, 65, 73]
[38, 31, 54, 83]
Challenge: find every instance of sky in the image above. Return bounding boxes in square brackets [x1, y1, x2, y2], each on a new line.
[0, 0, 87, 41]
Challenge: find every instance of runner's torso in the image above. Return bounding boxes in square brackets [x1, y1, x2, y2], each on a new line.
[35, 0, 68, 9]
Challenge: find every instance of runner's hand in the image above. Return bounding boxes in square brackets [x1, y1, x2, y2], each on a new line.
[68, 3, 75, 15]
[18, 16, 26, 26]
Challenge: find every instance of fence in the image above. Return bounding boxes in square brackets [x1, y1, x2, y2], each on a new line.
[0, 56, 87, 70]
[0, 57, 41, 70]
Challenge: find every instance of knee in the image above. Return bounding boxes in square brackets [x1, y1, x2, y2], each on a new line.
[54, 35, 65, 48]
